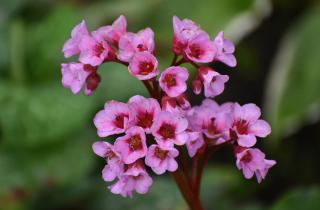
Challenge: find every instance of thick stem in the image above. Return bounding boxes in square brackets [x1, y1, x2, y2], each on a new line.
[171, 169, 204, 210]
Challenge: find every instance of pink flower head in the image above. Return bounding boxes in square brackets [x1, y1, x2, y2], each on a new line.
[92, 141, 124, 181]
[187, 99, 232, 144]
[96, 15, 127, 46]
[159, 66, 189, 98]
[84, 71, 101, 96]
[128, 52, 159, 80]
[197, 66, 229, 98]
[185, 32, 216, 63]
[128, 95, 161, 133]
[185, 132, 204, 157]
[213, 31, 237, 67]
[114, 126, 147, 164]
[93, 101, 130, 137]
[110, 161, 153, 197]
[172, 16, 202, 54]
[61, 62, 96, 95]
[79, 31, 114, 66]
[230, 103, 271, 147]
[145, 144, 179, 174]
[235, 146, 276, 183]
[118, 28, 155, 62]
[62, 20, 89, 58]
[151, 111, 189, 148]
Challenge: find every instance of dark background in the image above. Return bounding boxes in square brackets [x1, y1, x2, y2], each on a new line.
[0, 0, 320, 209]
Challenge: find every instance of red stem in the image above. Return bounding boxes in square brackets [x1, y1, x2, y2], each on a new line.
[139, 54, 205, 210]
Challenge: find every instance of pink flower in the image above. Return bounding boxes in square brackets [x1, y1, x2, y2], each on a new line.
[159, 66, 189, 98]
[61, 62, 94, 94]
[96, 15, 127, 46]
[185, 132, 204, 157]
[187, 99, 232, 144]
[114, 126, 148, 164]
[110, 161, 153, 197]
[62, 20, 89, 58]
[145, 144, 179, 174]
[79, 31, 114, 66]
[213, 31, 237, 67]
[172, 16, 201, 54]
[128, 52, 159, 80]
[118, 28, 155, 62]
[93, 101, 130, 137]
[92, 141, 124, 181]
[151, 111, 189, 148]
[197, 66, 229, 98]
[128, 95, 161, 133]
[235, 146, 276, 183]
[230, 103, 271, 147]
[185, 32, 216, 63]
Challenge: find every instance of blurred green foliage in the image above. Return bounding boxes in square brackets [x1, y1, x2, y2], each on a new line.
[265, 6, 320, 139]
[0, 0, 320, 210]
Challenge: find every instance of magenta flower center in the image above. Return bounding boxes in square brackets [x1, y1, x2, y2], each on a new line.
[234, 120, 249, 135]
[155, 147, 168, 160]
[128, 135, 143, 151]
[240, 152, 252, 163]
[136, 111, 154, 129]
[137, 44, 147, 52]
[158, 123, 175, 139]
[189, 44, 203, 58]
[207, 118, 218, 135]
[113, 114, 128, 129]
[139, 61, 154, 75]
[94, 43, 105, 56]
[163, 74, 177, 87]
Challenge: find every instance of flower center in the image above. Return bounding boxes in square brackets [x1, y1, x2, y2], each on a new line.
[136, 111, 153, 129]
[155, 147, 168, 160]
[94, 43, 105, 56]
[139, 61, 154, 75]
[240, 151, 252, 163]
[137, 44, 147, 52]
[113, 114, 128, 129]
[234, 120, 249, 135]
[189, 44, 202, 58]
[207, 118, 218, 135]
[158, 123, 175, 139]
[163, 74, 177, 87]
[128, 135, 143, 151]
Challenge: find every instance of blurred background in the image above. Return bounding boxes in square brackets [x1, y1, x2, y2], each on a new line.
[1, 0, 320, 209]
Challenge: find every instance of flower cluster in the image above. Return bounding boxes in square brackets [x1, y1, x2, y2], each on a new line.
[61, 15, 276, 198]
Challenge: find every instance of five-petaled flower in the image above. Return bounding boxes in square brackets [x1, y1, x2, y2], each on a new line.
[145, 144, 179, 174]
[114, 126, 148, 164]
[235, 146, 276, 183]
[159, 66, 189, 98]
[230, 103, 271, 147]
[94, 101, 130, 137]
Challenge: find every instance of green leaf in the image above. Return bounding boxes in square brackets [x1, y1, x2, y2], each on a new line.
[0, 132, 95, 195]
[270, 187, 320, 210]
[0, 83, 95, 148]
[264, 7, 320, 139]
